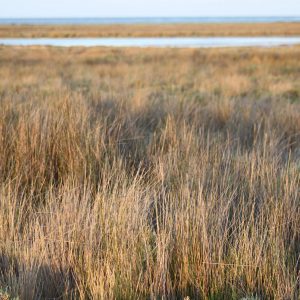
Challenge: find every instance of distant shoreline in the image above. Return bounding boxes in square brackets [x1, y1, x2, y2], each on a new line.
[1, 22, 300, 38]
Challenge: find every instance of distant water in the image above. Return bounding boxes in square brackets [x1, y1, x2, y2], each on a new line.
[1, 37, 300, 48]
[0, 17, 300, 25]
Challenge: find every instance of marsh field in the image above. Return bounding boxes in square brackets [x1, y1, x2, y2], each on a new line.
[0, 44, 300, 299]
[1, 22, 300, 38]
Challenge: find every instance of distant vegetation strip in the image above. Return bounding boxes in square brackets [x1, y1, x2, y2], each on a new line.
[0, 22, 300, 38]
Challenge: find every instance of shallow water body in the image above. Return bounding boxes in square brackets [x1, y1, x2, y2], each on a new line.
[1, 37, 300, 48]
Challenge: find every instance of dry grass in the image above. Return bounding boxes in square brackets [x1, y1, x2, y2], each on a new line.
[0, 45, 299, 299]
[1, 22, 300, 38]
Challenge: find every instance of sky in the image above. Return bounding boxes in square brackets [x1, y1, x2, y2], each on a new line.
[1, 0, 300, 18]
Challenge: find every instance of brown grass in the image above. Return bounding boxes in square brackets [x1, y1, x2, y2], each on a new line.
[0, 45, 299, 299]
[0, 22, 300, 38]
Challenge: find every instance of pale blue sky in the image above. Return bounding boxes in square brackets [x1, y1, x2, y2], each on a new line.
[1, 0, 300, 18]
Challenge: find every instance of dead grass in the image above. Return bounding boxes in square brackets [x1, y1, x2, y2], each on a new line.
[0, 22, 300, 38]
[0, 45, 299, 299]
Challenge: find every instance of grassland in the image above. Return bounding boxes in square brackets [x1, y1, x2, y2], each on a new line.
[0, 45, 299, 299]
[1, 22, 300, 38]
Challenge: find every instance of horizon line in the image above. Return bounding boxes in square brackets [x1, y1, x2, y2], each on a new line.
[1, 15, 300, 19]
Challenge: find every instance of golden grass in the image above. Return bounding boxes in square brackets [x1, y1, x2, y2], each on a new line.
[0, 22, 300, 38]
[0, 45, 299, 299]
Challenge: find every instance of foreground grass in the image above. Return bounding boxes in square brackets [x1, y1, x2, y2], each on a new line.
[1, 22, 300, 38]
[0, 46, 299, 299]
